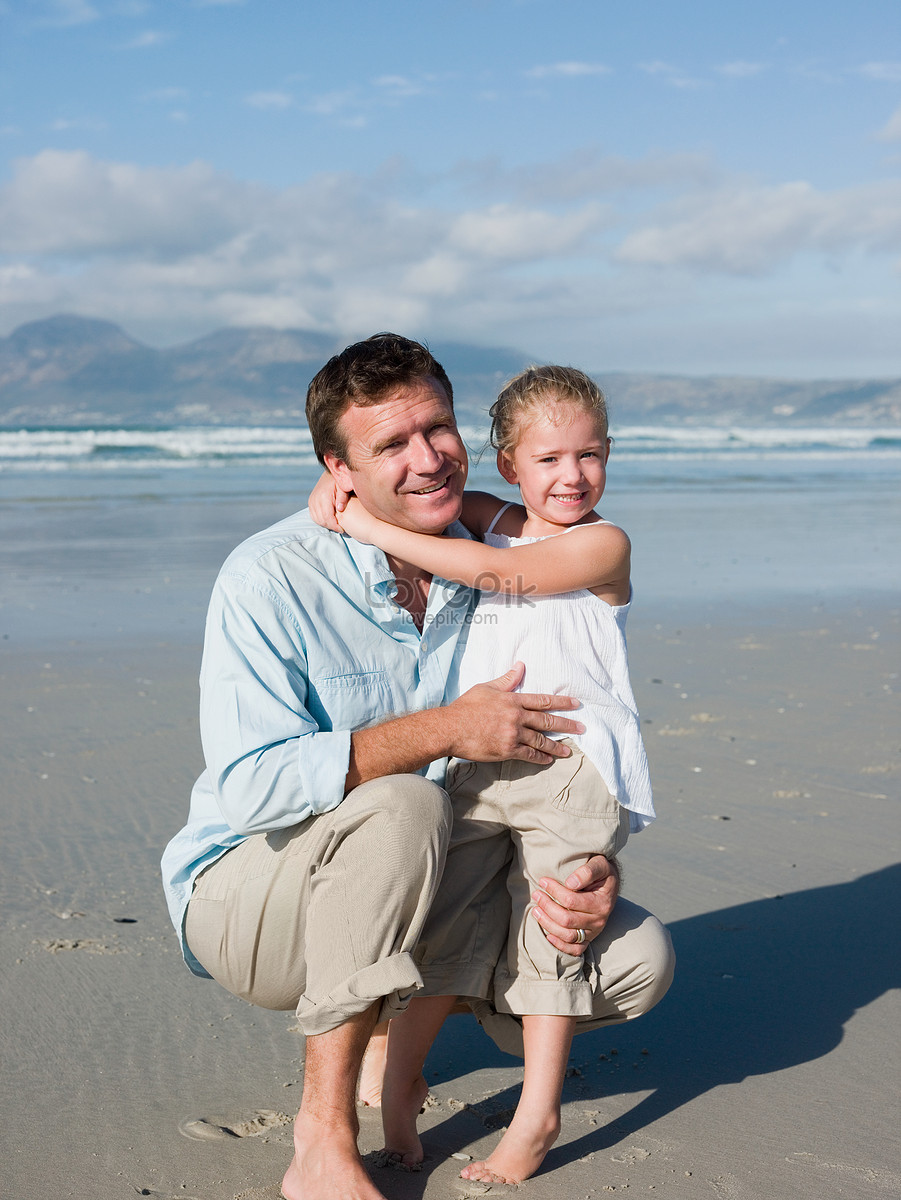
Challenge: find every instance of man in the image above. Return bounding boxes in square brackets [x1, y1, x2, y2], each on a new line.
[162, 333, 673, 1200]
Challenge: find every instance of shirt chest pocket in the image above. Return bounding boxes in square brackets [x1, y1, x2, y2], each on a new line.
[311, 669, 409, 730]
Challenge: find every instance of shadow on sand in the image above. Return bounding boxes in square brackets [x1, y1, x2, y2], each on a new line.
[403, 862, 901, 1181]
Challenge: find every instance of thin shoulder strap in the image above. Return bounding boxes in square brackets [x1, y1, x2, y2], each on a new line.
[484, 501, 514, 536]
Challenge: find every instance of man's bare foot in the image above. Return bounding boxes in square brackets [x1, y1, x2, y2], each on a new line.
[281, 1109, 386, 1200]
[460, 1110, 561, 1184]
[357, 1024, 389, 1107]
[380, 1070, 429, 1167]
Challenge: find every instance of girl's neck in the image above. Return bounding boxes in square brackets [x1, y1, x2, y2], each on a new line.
[500, 502, 602, 539]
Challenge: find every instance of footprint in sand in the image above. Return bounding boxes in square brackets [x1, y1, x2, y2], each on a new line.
[786, 1151, 901, 1191]
[178, 1117, 238, 1141]
[38, 937, 120, 954]
[708, 1172, 740, 1197]
[178, 1110, 292, 1141]
[610, 1146, 651, 1165]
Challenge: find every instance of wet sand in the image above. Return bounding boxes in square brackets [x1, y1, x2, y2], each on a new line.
[1, 593, 898, 1199]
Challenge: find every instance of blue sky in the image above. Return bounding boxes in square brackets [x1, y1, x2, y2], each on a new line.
[1, 0, 900, 378]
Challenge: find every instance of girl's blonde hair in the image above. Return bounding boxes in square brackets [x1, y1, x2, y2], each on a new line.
[489, 365, 608, 455]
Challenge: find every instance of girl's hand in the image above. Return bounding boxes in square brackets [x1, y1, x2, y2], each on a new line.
[336, 496, 382, 544]
[308, 471, 352, 532]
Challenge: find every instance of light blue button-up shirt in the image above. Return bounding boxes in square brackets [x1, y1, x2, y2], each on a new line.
[161, 507, 475, 976]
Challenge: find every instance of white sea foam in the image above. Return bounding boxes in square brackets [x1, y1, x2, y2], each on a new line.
[1, 423, 900, 473]
[0, 425, 321, 470]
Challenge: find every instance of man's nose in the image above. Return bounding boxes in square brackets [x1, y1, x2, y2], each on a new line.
[409, 434, 444, 473]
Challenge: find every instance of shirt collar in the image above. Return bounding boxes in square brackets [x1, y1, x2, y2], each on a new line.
[343, 518, 474, 607]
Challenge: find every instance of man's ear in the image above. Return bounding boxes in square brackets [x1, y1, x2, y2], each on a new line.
[323, 453, 354, 492]
[496, 448, 518, 486]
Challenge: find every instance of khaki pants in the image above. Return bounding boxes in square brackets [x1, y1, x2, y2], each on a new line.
[184, 774, 452, 1037]
[184, 765, 674, 1053]
[413, 746, 674, 1051]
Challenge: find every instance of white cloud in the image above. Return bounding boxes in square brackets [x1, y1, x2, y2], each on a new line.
[0, 150, 258, 256]
[638, 60, 702, 89]
[858, 62, 901, 82]
[144, 87, 190, 103]
[449, 203, 608, 259]
[245, 91, 294, 110]
[456, 149, 717, 203]
[373, 75, 426, 97]
[616, 181, 901, 273]
[875, 105, 901, 142]
[122, 30, 170, 49]
[50, 116, 107, 132]
[715, 61, 767, 78]
[1, 149, 900, 373]
[36, 0, 98, 27]
[0, 150, 614, 341]
[527, 61, 610, 79]
[305, 89, 359, 118]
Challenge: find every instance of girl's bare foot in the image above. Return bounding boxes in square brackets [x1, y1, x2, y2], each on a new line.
[460, 1109, 561, 1184]
[380, 1070, 429, 1167]
[357, 1023, 389, 1107]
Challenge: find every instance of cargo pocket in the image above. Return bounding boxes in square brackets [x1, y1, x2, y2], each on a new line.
[545, 742, 620, 820]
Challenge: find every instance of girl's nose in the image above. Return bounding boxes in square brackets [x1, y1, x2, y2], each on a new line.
[561, 456, 585, 483]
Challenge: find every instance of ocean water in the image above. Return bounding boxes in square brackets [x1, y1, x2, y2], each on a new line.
[1, 423, 899, 646]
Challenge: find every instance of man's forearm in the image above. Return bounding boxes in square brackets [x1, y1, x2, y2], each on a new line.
[345, 668, 586, 793]
[346, 707, 456, 793]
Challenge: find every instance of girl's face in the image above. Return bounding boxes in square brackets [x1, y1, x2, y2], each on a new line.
[498, 401, 611, 533]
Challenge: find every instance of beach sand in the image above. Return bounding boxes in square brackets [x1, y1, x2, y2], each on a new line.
[1, 596, 899, 1200]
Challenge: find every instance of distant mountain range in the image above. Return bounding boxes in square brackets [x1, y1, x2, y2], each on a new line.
[1, 314, 899, 428]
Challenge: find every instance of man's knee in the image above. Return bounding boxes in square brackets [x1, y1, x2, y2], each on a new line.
[626, 913, 676, 1017]
[604, 901, 675, 1019]
[345, 774, 452, 871]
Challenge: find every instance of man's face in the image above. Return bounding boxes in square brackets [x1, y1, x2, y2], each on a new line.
[325, 376, 468, 534]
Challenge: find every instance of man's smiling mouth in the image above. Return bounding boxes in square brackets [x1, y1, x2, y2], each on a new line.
[411, 476, 452, 496]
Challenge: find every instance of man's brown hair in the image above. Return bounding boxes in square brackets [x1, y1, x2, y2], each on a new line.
[306, 333, 454, 464]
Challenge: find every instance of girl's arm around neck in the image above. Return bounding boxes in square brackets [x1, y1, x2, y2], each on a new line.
[339, 497, 631, 597]
[460, 490, 508, 538]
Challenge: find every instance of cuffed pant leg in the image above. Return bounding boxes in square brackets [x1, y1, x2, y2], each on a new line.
[473, 898, 675, 1058]
[184, 775, 451, 1036]
[494, 749, 631, 1017]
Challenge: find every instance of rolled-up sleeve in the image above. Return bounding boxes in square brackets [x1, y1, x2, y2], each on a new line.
[199, 574, 351, 836]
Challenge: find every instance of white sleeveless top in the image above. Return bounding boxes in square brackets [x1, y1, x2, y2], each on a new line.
[455, 505, 655, 831]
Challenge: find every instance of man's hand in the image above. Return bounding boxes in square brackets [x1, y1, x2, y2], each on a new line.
[447, 663, 585, 765]
[530, 855, 621, 954]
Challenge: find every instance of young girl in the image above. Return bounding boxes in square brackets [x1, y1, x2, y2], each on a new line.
[322, 365, 654, 1184]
